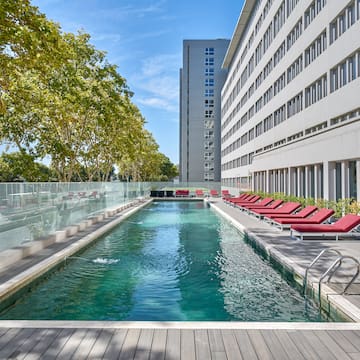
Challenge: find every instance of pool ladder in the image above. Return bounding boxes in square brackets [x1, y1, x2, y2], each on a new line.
[304, 248, 360, 306]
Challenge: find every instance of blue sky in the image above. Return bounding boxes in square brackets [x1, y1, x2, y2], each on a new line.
[31, 0, 244, 164]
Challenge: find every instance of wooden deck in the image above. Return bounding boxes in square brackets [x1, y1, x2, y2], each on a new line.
[1, 322, 360, 359]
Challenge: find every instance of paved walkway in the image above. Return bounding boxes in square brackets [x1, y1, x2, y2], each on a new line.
[1, 198, 360, 359]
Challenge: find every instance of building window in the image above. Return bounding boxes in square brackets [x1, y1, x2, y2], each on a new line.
[205, 110, 214, 118]
[205, 99, 214, 108]
[205, 47, 214, 55]
[287, 92, 303, 118]
[205, 78, 214, 86]
[205, 68, 214, 76]
[205, 57, 214, 66]
[305, 74, 327, 107]
[205, 89, 214, 97]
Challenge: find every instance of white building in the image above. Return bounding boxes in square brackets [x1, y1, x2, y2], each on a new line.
[180, 39, 229, 182]
[221, 0, 360, 201]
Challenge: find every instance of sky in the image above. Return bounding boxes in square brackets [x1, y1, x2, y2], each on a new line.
[31, 0, 244, 164]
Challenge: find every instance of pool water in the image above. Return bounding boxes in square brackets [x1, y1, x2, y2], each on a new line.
[0, 201, 324, 321]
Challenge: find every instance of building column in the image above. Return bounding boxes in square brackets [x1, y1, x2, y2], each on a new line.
[323, 162, 336, 201]
[357, 160, 360, 202]
[288, 168, 294, 195]
[314, 164, 319, 199]
[266, 170, 270, 193]
[297, 167, 301, 197]
[341, 161, 349, 199]
[284, 168, 288, 194]
[305, 166, 310, 198]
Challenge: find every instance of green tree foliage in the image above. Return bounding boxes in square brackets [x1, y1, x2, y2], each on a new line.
[0, 0, 174, 182]
[0, 152, 55, 182]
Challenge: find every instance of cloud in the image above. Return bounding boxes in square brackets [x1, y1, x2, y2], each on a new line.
[93, 0, 167, 21]
[130, 53, 181, 113]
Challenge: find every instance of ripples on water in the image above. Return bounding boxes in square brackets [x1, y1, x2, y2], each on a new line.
[0, 201, 323, 321]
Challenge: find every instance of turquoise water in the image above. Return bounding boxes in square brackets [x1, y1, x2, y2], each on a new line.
[0, 201, 324, 321]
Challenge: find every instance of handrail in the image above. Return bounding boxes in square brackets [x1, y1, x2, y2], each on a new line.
[318, 255, 360, 306]
[303, 248, 342, 295]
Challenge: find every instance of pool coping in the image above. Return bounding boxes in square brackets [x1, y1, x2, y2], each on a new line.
[207, 200, 360, 323]
[0, 320, 360, 330]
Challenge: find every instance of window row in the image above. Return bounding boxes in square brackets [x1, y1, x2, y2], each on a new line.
[287, 91, 303, 118]
[330, 49, 360, 93]
[204, 58, 214, 66]
[304, 0, 326, 29]
[330, 0, 359, 44]
[287, 55, 303, 84]
[305, 74, 327, 108]
[205, 68, 214, 76]
[205, 78, 214, 87]
[304, 30, 327, 67]
[222, 152, 254, 171]
[287, 18, 302, 51]
[287, 0, 300, 17]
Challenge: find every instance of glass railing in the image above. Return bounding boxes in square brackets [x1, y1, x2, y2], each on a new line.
[0, 182, 151, 252]
[0, 181, 223, 252]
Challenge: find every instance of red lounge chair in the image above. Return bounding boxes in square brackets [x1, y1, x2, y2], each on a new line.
[239, 197, 274, 210]
[226, 193, 251, 203]
[250, 202, 301, 219]
[221, 190, 232, 198]
[175, 189, 189, 197]
[266, 205, 318, 220]
[245, 199, 284, 213]
[210, 189, 219, 197]
[290, 214, 360, 241]
[195, 189, 204, 197]
[231, 195, 261, 205]
[271, 208, 335, 231]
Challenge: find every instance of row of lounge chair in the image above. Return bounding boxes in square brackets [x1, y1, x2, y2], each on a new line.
[224, 193, 360, 241]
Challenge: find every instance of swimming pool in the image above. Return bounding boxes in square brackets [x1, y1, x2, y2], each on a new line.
[0, 201, 324, 321]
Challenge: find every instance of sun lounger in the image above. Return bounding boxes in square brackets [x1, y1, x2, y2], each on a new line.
[231, 195, 261, 206]
[226, 193, 251, 203]
[221, 190, 232, 198]
[210, 189, 219, 197]
[195, 189, 204, 197]
[239, 197, 273, 210]
[290, 214, 360, 241]
[265, 206, 318, 228]
[250, 202, 301, 219]
[245, 199, 284, 212]
[271, 208, 334, 231]
[175, 189, 189, 197]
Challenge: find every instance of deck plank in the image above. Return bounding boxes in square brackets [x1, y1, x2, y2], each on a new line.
[287, 329, 320, 360]
[119, 328, 141, 360]
[233, 329, 258, 360]
[273, 330, 305, 360]
[208, 329, 225, 353]
[55, 328, 88, 359]
[0, 328, 36, 359]
[40, 328, 75, 359]
[314, 330, 353, 360]
[221, 329, 243, 360]
[326, 330, 359, 353]
[194, 329, 211, 360]
[0, 328, 21, 350]
[150, 329, 167, 360]
[134, 329, 154, 360]
[181, 329, 195, 360]
[23, 328, 63, 360]
[301, 330, 337, 360]
[261, 329, 292, 360]
[102, 328, 127, 360]
[165, 329, 180, 360]
[71, 328, 101, 359]
[247, 329, 273, 360]
[14, 328, 48, 359]
[87, 328, 115, 359]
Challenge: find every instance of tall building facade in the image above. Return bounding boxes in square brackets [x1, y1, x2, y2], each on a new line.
[221, 0, 360, 201]
[180, 39, 230, 182]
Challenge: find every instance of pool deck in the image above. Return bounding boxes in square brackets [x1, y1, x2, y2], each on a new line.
[1, 197, 360, 359]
